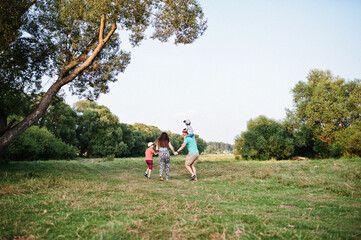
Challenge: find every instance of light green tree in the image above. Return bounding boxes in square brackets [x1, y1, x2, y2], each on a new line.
[289, 69, 361, 146]
[130, 123, 162, 143]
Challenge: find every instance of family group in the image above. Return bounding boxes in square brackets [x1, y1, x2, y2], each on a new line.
[144, 119, 199, 181]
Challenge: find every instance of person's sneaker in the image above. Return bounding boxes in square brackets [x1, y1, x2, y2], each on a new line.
[159, 176, 163, 181]
[190, 175, 196, 181]
[148, 176, 151, 179]
[144, 173, 148, 178]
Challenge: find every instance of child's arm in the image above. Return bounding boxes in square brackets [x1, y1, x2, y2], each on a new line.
[154, 152, 159, 155]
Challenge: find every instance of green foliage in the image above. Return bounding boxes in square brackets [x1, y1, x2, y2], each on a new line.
[129, 130, 147, 156]
[42, 99, 78, 146]
[130, 123, 162, 143]
[104, 154, 115, 161]
[236, 116, 294, 160]
[204, 142, 233, 154]
[282, 69, 361, 158]
[289, 69, 361, 145]
[334, 122, 361, 157]
[0, 0, 207, 150]
[293, 126, 315, 158]
[3, 100, 209, 160]
[1, 0, 207, 100]
[76, 109, 126, 157]
[0, 126, 76, 161]
[247, 115, 279, 130]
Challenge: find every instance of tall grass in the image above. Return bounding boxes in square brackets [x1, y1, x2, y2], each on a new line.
[0, 156, 360, 239]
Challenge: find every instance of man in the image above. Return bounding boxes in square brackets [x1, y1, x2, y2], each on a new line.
[176, 128, 199, 181]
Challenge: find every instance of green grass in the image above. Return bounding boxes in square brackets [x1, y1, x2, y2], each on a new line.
[0, 156, 360, 239]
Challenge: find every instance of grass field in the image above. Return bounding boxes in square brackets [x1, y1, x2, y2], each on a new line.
[0, 155, 360, 239]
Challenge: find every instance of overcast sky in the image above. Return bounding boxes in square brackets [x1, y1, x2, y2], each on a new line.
[65, 0, 361, 144]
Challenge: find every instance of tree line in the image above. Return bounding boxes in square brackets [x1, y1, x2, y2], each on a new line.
[0, 99, 207, 161]
[234, 69, 361, 160]
[203, 142, 233, 154]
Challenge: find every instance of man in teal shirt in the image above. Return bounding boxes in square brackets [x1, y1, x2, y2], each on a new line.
[176, 128, 199, 181]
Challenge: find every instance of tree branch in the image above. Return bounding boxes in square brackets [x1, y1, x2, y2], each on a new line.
[104, 22, 117, 42]
[99, 14, 105, 41]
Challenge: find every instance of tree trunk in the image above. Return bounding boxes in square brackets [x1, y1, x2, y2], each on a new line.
[0, 16, 116, 152]
[0, 112, 7, 137]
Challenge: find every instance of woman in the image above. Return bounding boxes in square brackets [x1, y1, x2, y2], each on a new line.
[155, 132, 177, 181]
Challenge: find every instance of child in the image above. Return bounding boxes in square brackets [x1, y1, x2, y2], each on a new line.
[183, 119, 194, 137]
[144, 142, 158, 179]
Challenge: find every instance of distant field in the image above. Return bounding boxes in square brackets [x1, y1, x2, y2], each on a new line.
[0, 155, 360, 239]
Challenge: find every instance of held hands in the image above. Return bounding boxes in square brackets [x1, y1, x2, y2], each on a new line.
[174, 151, 179, 156]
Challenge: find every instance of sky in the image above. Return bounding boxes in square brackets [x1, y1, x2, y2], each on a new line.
[65, 0, 361, 144]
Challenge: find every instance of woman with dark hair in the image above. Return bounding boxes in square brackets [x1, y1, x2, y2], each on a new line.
[155, 132, 177, 181]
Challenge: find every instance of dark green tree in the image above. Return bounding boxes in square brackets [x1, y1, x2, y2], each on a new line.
[129, 130, 147, 157]
[235, 116, 294, 160]
[293, 126, 315, 158]
[0, 125, 76, 161]
[42, 100, 78, 146]
[74, 101, 128, 157]
[118, 124, 136, 157]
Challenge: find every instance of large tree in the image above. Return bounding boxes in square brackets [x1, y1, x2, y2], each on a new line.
[0, 0, 207, 151]
[288, 69, 361, 146]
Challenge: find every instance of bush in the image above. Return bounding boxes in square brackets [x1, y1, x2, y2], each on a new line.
[238, 123, 294, 160]
[334, 123, 361, 158]
[104, 154, 115, 161]
[0, 126, 77, 161]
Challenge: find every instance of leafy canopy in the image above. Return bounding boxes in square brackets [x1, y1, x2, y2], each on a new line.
[289, 69, 361, 144]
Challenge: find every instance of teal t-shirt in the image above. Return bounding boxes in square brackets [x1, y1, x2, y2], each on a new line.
[184, 136, 199, 154]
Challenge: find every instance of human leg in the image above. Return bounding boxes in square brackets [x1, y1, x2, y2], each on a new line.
[190, 154, 199, 180]
[184, 163, 194, 175]
[159, 158, 165, 180]
[165, 157, 170, 180]
[145, 160, 153, 178]
[185, 154, 198, 179]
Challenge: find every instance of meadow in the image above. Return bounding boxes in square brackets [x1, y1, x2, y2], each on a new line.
[0, 155, 360, 239]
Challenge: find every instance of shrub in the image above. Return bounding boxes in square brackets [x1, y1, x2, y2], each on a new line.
[334, 123, 361, 158]
[0, 126, 77, 161]
[238, 123, 294, 160]
[104, 154, 115, 161]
